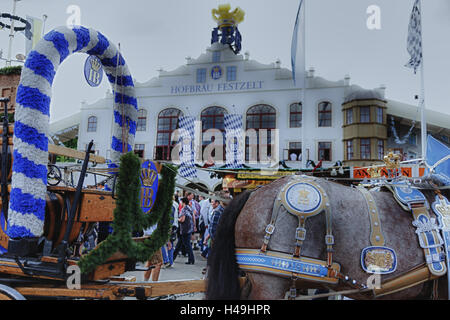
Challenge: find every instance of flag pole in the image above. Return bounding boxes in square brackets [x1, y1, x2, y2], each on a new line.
[6, 0, 20, 66]
[300, 0, 306, 170]
[420, 54, 426, 162]
[291, 0, 306, 169]
[419, 0, 427, 162]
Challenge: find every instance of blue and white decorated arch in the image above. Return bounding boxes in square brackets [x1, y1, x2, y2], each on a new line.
[7, 26, 138, 239]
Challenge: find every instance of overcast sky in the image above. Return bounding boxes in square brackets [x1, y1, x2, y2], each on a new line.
[1, 0, 449, 122]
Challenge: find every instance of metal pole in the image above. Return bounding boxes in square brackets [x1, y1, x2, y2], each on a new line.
[6, 0, 19, 67]
[1, 98, 10, 222]
[419, 0, 427, 162]
[300, 0, 307, 170]
[42, 14, 48, 36]
[419, 54, 426, 161]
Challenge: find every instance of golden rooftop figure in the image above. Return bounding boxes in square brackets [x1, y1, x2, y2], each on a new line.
[212, 3, 245, 28]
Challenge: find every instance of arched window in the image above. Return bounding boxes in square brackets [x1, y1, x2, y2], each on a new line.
[201, 106, 227, 147]
[318, 101, 332, 127]
[137, 109, 147, 131]
[246, 104, 276, 129]
[87, 116, 97, 132]
[246, 104, 276, 161]
[289, 102, 302, 128]
[155, 108, 183, 160]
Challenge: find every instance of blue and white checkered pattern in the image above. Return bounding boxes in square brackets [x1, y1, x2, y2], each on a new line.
[224, 114, 244, 169]
[405, 0, 422, 74]
[178, 116, 197, 178]
[8, 26, 137, 239]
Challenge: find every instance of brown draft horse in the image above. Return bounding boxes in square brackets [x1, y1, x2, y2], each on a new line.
[206, 175, 450, 300]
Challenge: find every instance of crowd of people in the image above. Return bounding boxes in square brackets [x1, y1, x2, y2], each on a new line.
[84, 189, 231, 282]
[143, 189, 230, 281]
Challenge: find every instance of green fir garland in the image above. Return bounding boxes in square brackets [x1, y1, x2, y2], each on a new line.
[0, 65, 22, 75]
[78, 152, 177, 274]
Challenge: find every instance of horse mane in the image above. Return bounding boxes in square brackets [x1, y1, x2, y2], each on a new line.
[206, 190, 252, 300]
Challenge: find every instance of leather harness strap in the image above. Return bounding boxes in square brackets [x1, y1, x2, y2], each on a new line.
[261, 176, 334, 262]
[387, 184, 447, 277]
[372, 263, 440, 298]
[293, 216, 306, 258]
[357, 185, 385, 246]
[410, 203, 446, 273]
[260, 197, 282, 254]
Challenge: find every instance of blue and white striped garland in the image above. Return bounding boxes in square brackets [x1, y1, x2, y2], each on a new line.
[8, 26, 137, 239]
[224, 114, 244, 169]
[177, 116, 197, 178]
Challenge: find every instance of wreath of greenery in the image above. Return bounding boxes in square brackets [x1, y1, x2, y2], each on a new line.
[0, 65, 22, 76]
[78, 152, 177, 274]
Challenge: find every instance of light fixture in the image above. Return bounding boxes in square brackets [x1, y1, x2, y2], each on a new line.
[15, 53, 25, 61]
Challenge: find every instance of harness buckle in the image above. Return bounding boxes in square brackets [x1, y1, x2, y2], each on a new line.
[407, 201, 426, 211]
[295, 227, 306, 241]
[325, 234, 335, 246]
[265, 224, 275, 235]
[288, 273, 299, 300]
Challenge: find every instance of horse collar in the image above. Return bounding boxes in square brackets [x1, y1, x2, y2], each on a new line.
[257, 176, 341, 288]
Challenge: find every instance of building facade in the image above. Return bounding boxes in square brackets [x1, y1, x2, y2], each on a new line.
[49, 22, 450, 192]
[0, 66, 21, 113]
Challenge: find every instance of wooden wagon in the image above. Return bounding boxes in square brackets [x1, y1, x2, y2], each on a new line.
[0, 108, 206, 300]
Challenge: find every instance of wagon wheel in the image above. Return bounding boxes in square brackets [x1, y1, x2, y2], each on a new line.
[47, 164, 62, 186]
[0, 284, 26, 300]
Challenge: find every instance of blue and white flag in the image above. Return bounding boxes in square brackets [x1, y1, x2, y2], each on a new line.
[425, 135, 450, 186]
[405, 0, 422, 73]
[291, 0, 305, 86]
[23, 16, 44, 56]
[224, 114, 244, 169]
[178, 116, 197, 178]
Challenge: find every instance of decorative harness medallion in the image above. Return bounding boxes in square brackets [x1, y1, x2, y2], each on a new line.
[361, 246, 397, 274]
[281, 182, 323, 217]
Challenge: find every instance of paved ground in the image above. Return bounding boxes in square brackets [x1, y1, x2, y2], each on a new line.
[122, 248, 207, 300]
